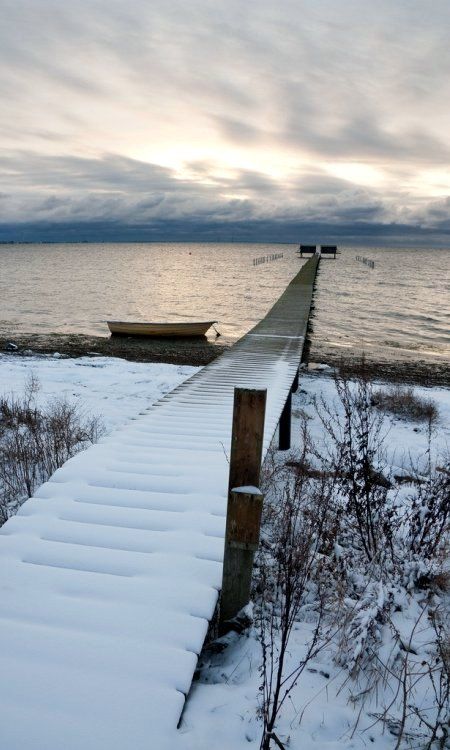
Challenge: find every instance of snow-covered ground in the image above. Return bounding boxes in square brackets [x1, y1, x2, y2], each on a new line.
[179, 371, 450, 750]
[296, 369, 450, 472]
[0, 355, 448, 750]
[1, 355, 446, 467]
[0, 353, 199, 434]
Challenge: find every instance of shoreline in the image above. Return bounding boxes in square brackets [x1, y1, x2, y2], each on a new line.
[0, 332, 228, 367]
[1, 332, 449, 388]
[308, 353, 450, 388]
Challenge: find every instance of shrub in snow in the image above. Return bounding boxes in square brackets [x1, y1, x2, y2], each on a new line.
[373, 385, 439, 423]
[255, 438, 338, 750]
[0, 374, 103, 522]
[253, 370, 449, 749]
[406, 455, 450, 566]
[315, 370, 395, 563]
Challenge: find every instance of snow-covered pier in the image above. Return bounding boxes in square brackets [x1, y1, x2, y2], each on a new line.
[0, 255, 319, 750]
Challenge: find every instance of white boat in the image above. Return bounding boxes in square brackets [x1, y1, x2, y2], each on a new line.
[107, 320, 217, 337]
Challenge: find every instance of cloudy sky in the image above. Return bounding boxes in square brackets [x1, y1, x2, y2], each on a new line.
[1, 0, 449, 243]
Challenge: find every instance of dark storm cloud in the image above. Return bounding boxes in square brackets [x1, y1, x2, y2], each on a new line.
[2, 219, 449, 248]
[0, 149, 446, 237]
[2, 146, 420, 232]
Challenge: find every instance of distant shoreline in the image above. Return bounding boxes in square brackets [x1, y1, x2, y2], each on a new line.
[1, 333, 449, 388]
[1, 240, 450, 249]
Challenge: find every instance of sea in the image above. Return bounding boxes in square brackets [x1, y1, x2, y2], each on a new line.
[0, 242, 449, 366]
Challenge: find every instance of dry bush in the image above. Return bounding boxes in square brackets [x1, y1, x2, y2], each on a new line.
[315, 370, 395, 564]
[406, 453, 450, 564]
[254, 367, 449, 748]
[255, 435, 338, 750]
[373, 385, 439, 423]
[314, 372, 450, 746]
[0, 375, 103, 523]
[369, 607, 450, 750]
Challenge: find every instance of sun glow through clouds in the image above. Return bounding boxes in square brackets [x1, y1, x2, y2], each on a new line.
[324, 162, 386, 187]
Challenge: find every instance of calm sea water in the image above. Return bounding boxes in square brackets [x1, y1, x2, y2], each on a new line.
[0, 243, 448, 365]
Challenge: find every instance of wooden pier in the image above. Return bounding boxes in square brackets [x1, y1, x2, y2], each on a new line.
[0, 255, 320, 750]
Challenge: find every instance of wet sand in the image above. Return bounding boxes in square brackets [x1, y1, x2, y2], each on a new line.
[1, 332, 449, 388]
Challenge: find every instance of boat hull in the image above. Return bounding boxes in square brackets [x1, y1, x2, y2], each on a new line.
[107, 321, 217, 337]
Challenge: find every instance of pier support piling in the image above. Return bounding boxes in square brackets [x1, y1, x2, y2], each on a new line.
[278, 391, 292, 450]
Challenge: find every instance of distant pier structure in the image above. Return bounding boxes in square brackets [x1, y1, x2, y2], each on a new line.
[356, 255, 375, 269]
[298, 244, 337, 258]
[298, 244, 317, 257]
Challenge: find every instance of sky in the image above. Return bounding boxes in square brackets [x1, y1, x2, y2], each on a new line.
[0, 0, 449, 244]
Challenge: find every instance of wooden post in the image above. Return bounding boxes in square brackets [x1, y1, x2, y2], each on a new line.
[220, 487, 263, 629]
[227, 388, 266, 494]
[220, 388, 266, 632]
[278, 390, 292, 450]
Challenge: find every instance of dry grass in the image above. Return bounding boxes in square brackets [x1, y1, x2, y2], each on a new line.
[0, 375, 103, 523]
[431, 570, 450, 593]
[372, 385, 438, 422]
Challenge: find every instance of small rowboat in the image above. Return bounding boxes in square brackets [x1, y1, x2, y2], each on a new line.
[107, 320, 218, 337]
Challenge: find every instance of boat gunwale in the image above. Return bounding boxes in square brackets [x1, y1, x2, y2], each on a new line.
[107, 320, 218, 326]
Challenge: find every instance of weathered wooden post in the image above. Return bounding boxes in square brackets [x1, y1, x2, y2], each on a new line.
[278, 390, 292, 450]
[220, 387, 266, 632]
